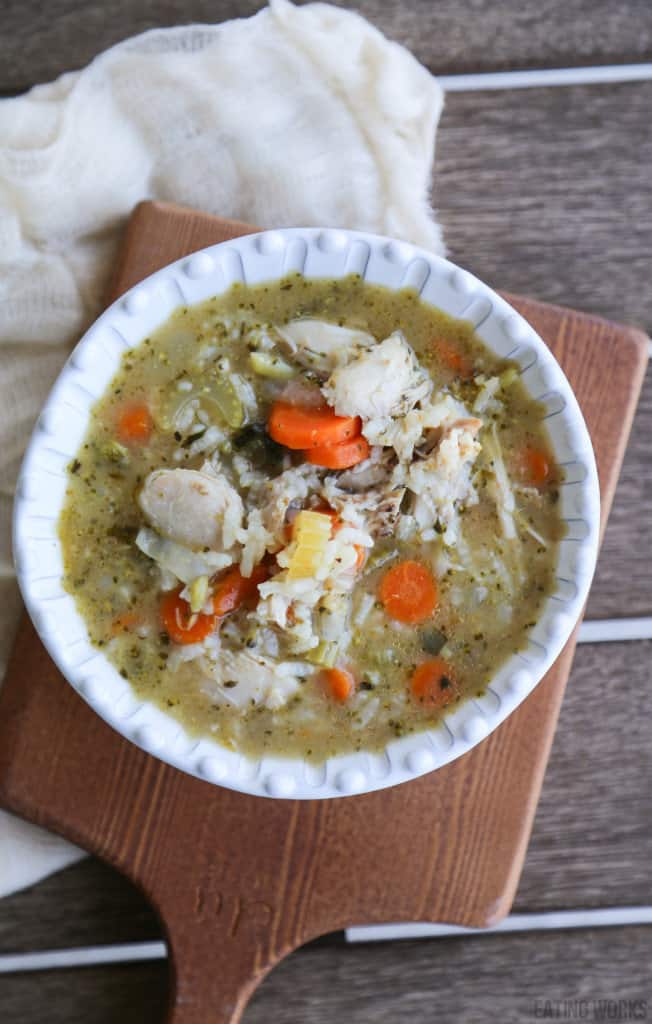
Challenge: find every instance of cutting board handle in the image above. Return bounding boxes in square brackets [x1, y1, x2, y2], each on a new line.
[167, 949, 262, 1024]
[162, 895, 282, 1023]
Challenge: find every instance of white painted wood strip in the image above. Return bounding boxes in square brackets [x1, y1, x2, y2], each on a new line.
[3, 907, 652, 973]
[441, 63, 652, 91]
[0, 940, 166, 974]
[346, 906, 652, 943]
[578, 618, 652, 643]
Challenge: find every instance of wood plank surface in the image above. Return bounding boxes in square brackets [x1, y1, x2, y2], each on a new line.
[0, 859, 161, 954]
[439, 83, 652, 329]
[2, 0, 652, 93]
[3, 926, 652, 1024]
[244, 928, 652, 1024]
[3, 962, 169, 1024]
[513, 640, 652, 910]
[437, 83, 652, 617]
[586, 370, 651, 618]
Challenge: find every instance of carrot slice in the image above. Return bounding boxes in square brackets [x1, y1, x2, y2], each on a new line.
[379, 560, 438, 624]
[410, 658, 459, 708]
[160, 589, 216, 645]
[318, 667, 355, 702]
[304, 435, 370, 469]
[116, 402, 153, 444]
[212, 562, 269, 618]
[111, 611, 145, 635]
[353, 545, 366, 571]
[434, 338, 473, 380]
[519, 445, 552, 487]
[268, 400, 361, 450]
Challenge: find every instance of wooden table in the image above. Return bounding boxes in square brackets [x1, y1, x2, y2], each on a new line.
[2, 2, 651, 1021]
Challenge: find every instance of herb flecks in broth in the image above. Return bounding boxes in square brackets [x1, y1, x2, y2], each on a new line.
[59, 276, 564, 762]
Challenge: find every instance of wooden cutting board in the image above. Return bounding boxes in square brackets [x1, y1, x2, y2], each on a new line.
[0, 202, 647, 1024]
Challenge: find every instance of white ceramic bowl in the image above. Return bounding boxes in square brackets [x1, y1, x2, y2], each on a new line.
[13, 228, 600, 799]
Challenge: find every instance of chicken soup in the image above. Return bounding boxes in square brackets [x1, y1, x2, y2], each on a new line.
[59, 275, 564, 762]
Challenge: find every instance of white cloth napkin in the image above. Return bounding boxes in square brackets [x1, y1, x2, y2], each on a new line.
[0, 0, 444, 898]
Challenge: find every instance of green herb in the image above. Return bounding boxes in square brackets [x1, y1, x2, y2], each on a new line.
[420, 628, 447, 655]
[181, 428, 207, 448]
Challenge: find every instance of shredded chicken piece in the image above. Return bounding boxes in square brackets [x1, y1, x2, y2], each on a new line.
[322, 331, 431, 421]
[335, 447, 396, 492]
[138, 467, 243, 551]
[199, 650, 302, 710]
[483, 423, 518, 540]
[321, 484, 405, 539]
[364, 393, 470, 462]
[260, 464, 323, 547]
[276, 319, 374, 372]
[407, 420, 482, 544]
[135, 527, 233, 584]
[369, 489, 406, 536]
[255, 519, 371, 653]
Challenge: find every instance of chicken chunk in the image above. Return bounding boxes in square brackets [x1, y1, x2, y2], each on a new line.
[260, 464, 323, 547]
[322, 331, 431, 421]
[199, 650, 301, 710]
[276, 319, 375, 373]
[335, 446, 396, 492]
[368, 489, 406, 536]
[138, 467, 244, 551]
[407, 420, 482, 544]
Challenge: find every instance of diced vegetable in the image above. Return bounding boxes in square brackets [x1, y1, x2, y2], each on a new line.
[309, 501, 340, 531]
[420, 627, 447, 656]
[306, 503, 365, 570]
[154, 392, 194, 432]
[305, 640, 339, 668]
[472, 376, 501, 413]
[318, 667, 355, 702]
[267, 400, 361, 450]
[363, 544, 399, 575]
[189, 575, 210, 614]
[102, 440, 129, 463]
[286, 511, 332, 579]
[212, 562, 270, 617]
[410, 658, 459, 708]
[499, 366, 519, 389]
[249, 350, 297, 380]
[202, 379, 244, 429]
[353, 545, 366, 572]
[519, 446, 551, 487]
[433, 339, 473, 379]
[160, 588, 216, 645]
[379, 560, 438, 624]
[116, 403, 153, 444]
[304, 435, 370, 469]
[111, 611, 145, 635]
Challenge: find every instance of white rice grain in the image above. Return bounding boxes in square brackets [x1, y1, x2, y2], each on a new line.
[353, 592, 375, 627]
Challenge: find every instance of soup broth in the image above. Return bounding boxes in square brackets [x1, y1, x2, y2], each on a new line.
[59, 275, 564, 761]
